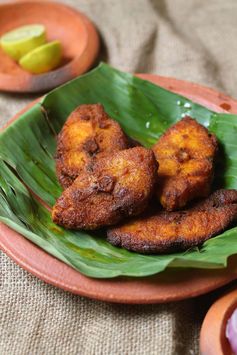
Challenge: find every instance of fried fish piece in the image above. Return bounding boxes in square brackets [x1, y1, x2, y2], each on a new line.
[55, 104, 129, 188]
[152, 116, 218, 211]
[52, 147, 158, 230]
[107, 189, 237, 254]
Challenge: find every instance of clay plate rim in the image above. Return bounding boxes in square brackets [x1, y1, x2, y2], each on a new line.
[200, 288, 237, 355]
[0, 0, 99, 93]
[1, 74, 237, 304]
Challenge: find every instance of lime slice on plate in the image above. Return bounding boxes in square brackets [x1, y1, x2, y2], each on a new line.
[0, 24, 46, 60]
[19, 40, 62, 74]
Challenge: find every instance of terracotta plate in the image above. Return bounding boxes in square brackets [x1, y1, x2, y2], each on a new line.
[0, 1, 99, 93]
[200, 288, 237, 355]
[1, 74, 237, 304]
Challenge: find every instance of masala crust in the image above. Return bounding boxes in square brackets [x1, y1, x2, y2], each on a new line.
[152, 116, 218, 211]
[107, 189, 237, 254]
[52, 147, 158, 229]
[190, 189, 237, 210]
[55, 104, 130, 188]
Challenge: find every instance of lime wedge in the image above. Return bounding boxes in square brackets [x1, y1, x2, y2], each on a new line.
[19, 41, 62, 74]
[0, 24, 46, 60]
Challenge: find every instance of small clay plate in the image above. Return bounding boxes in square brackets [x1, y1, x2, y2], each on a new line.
[0, 1, 99, 93]
[200, 288, 237, 355]
[1, 74, 237, 304]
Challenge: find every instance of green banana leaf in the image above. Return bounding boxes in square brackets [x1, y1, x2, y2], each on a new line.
[1, 62, 237, 278]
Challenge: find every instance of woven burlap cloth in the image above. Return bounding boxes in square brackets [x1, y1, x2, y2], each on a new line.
[1, 0, 237, 354]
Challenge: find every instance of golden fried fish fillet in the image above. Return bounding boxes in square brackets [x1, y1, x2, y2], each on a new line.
[152, 116, 218, 211]
[52, 147, 158, 230]
[107, 189, 237, 254]
[55, 104, 129, 188]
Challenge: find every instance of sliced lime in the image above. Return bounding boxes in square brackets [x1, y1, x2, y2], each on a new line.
[0, 24, 46, 61]
[19, 40, 62, 74]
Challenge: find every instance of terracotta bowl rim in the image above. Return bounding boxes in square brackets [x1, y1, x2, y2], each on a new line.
[0, 1, 89, 70]
[0, 0, 100, 92]
[200, 288, 237, 354]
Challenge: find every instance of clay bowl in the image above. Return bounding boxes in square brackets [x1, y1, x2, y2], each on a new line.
[0, 1, 99, 93]
[200, 289, 237, 355]
[1, 74, 237, 304]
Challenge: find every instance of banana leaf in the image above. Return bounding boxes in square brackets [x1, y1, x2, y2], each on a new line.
[1, 62, 237, 278]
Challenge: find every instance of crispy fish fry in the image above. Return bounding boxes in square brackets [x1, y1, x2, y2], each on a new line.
[152, 116, 218, 211]
[55, 104, 129, 188]
[52, 147, 158, 230]
[107, 190, 237, 254]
